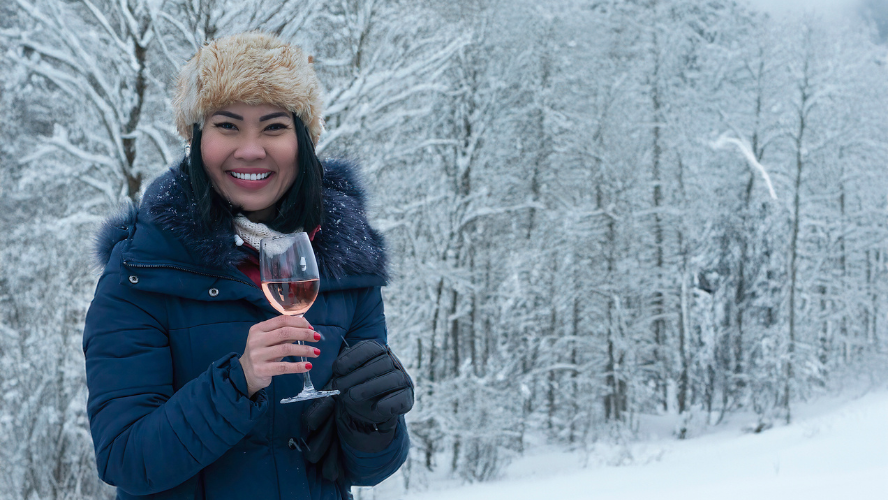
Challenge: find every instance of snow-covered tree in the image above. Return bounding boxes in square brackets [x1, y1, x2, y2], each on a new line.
[1, 0, 886, 496]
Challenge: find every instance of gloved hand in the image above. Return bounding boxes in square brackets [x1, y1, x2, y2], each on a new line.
[333, 340, 414, 430]
[303, 340, 414, 481]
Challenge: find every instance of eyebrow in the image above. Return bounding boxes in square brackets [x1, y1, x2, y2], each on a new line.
[260, 112, 290, 122]
[212, 111, 242, 120]
[211, 111, 291, 122]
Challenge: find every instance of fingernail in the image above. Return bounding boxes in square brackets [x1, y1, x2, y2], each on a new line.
[305, 362, 313, 370]
[309, 325, 315, 330]
[313, 333, 321, 341]
[313, 348, 321, 356]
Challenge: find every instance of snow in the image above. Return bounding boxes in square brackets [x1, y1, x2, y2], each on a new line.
[381, 386, 888, 500]
[745, 0, 858, 16]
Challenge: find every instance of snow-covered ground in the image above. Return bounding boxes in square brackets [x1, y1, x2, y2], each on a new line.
[367, 384, 888, 500]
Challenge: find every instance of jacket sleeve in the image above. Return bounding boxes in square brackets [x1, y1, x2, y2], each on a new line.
[340, 286, 410, 486]
[82, 264, 268, 496]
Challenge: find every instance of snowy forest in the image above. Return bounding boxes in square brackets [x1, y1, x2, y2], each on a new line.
[1, 0, 887, 498]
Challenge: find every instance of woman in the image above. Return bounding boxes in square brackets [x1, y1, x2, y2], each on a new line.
[83, 32, 412, 499]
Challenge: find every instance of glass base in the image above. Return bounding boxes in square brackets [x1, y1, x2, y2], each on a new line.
[280, 389, 339, 404]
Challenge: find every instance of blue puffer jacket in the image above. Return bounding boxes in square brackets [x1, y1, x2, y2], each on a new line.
[83, 159, 408, 499]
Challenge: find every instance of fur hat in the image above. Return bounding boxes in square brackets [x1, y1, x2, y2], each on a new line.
[173, 32, 325, 145]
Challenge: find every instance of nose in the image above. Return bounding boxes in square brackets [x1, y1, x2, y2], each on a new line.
[233, 137, 266, 162]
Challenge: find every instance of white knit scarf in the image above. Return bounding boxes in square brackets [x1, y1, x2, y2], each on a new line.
[233, 214, 302, 250]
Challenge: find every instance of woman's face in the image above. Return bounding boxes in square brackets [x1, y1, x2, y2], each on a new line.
[200, 102, 298, 223]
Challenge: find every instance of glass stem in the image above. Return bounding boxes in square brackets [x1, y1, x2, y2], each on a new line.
[297, 339, 316, 393]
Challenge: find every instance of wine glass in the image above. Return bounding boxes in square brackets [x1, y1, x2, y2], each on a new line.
[260, 233, 339, 403]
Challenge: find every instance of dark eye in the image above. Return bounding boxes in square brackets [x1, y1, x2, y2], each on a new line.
[214, 121, 237, 130]
[266, 123, 289, 131]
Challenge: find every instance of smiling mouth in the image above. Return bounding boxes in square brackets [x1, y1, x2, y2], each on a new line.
[230, 172, 271, 181]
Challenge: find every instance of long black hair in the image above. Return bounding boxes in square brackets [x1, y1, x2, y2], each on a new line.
[186, 114, 325, 235]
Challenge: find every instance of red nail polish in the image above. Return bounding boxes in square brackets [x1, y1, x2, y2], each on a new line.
[313, 348, 321, 356]
[313, 333, 321, 341]
[309, 325, 315, 330]
[305, 362, 312, 370]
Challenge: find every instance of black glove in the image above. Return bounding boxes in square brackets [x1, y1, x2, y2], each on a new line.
[332, 340, 414, 431]
[303, 340, 414, 481]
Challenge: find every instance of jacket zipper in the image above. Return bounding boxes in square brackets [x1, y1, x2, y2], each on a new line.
[123, 261, 259, 288]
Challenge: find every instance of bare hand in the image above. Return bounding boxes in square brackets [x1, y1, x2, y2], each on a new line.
[239, 315, 320, 397]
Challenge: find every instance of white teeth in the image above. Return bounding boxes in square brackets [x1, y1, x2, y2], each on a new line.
[231, 172, 270, 181]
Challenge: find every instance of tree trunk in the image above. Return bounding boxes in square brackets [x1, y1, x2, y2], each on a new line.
[785, 60, 810, 424]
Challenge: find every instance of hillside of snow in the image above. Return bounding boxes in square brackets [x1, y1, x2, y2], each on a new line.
[365, 384, 888, 500]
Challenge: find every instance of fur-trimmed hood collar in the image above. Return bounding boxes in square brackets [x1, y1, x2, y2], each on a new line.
[95, 158, 387, 282]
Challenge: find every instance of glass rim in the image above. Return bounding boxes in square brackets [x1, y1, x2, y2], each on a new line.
[260, 232, 308, 240]
[259, 232, 309, 245]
